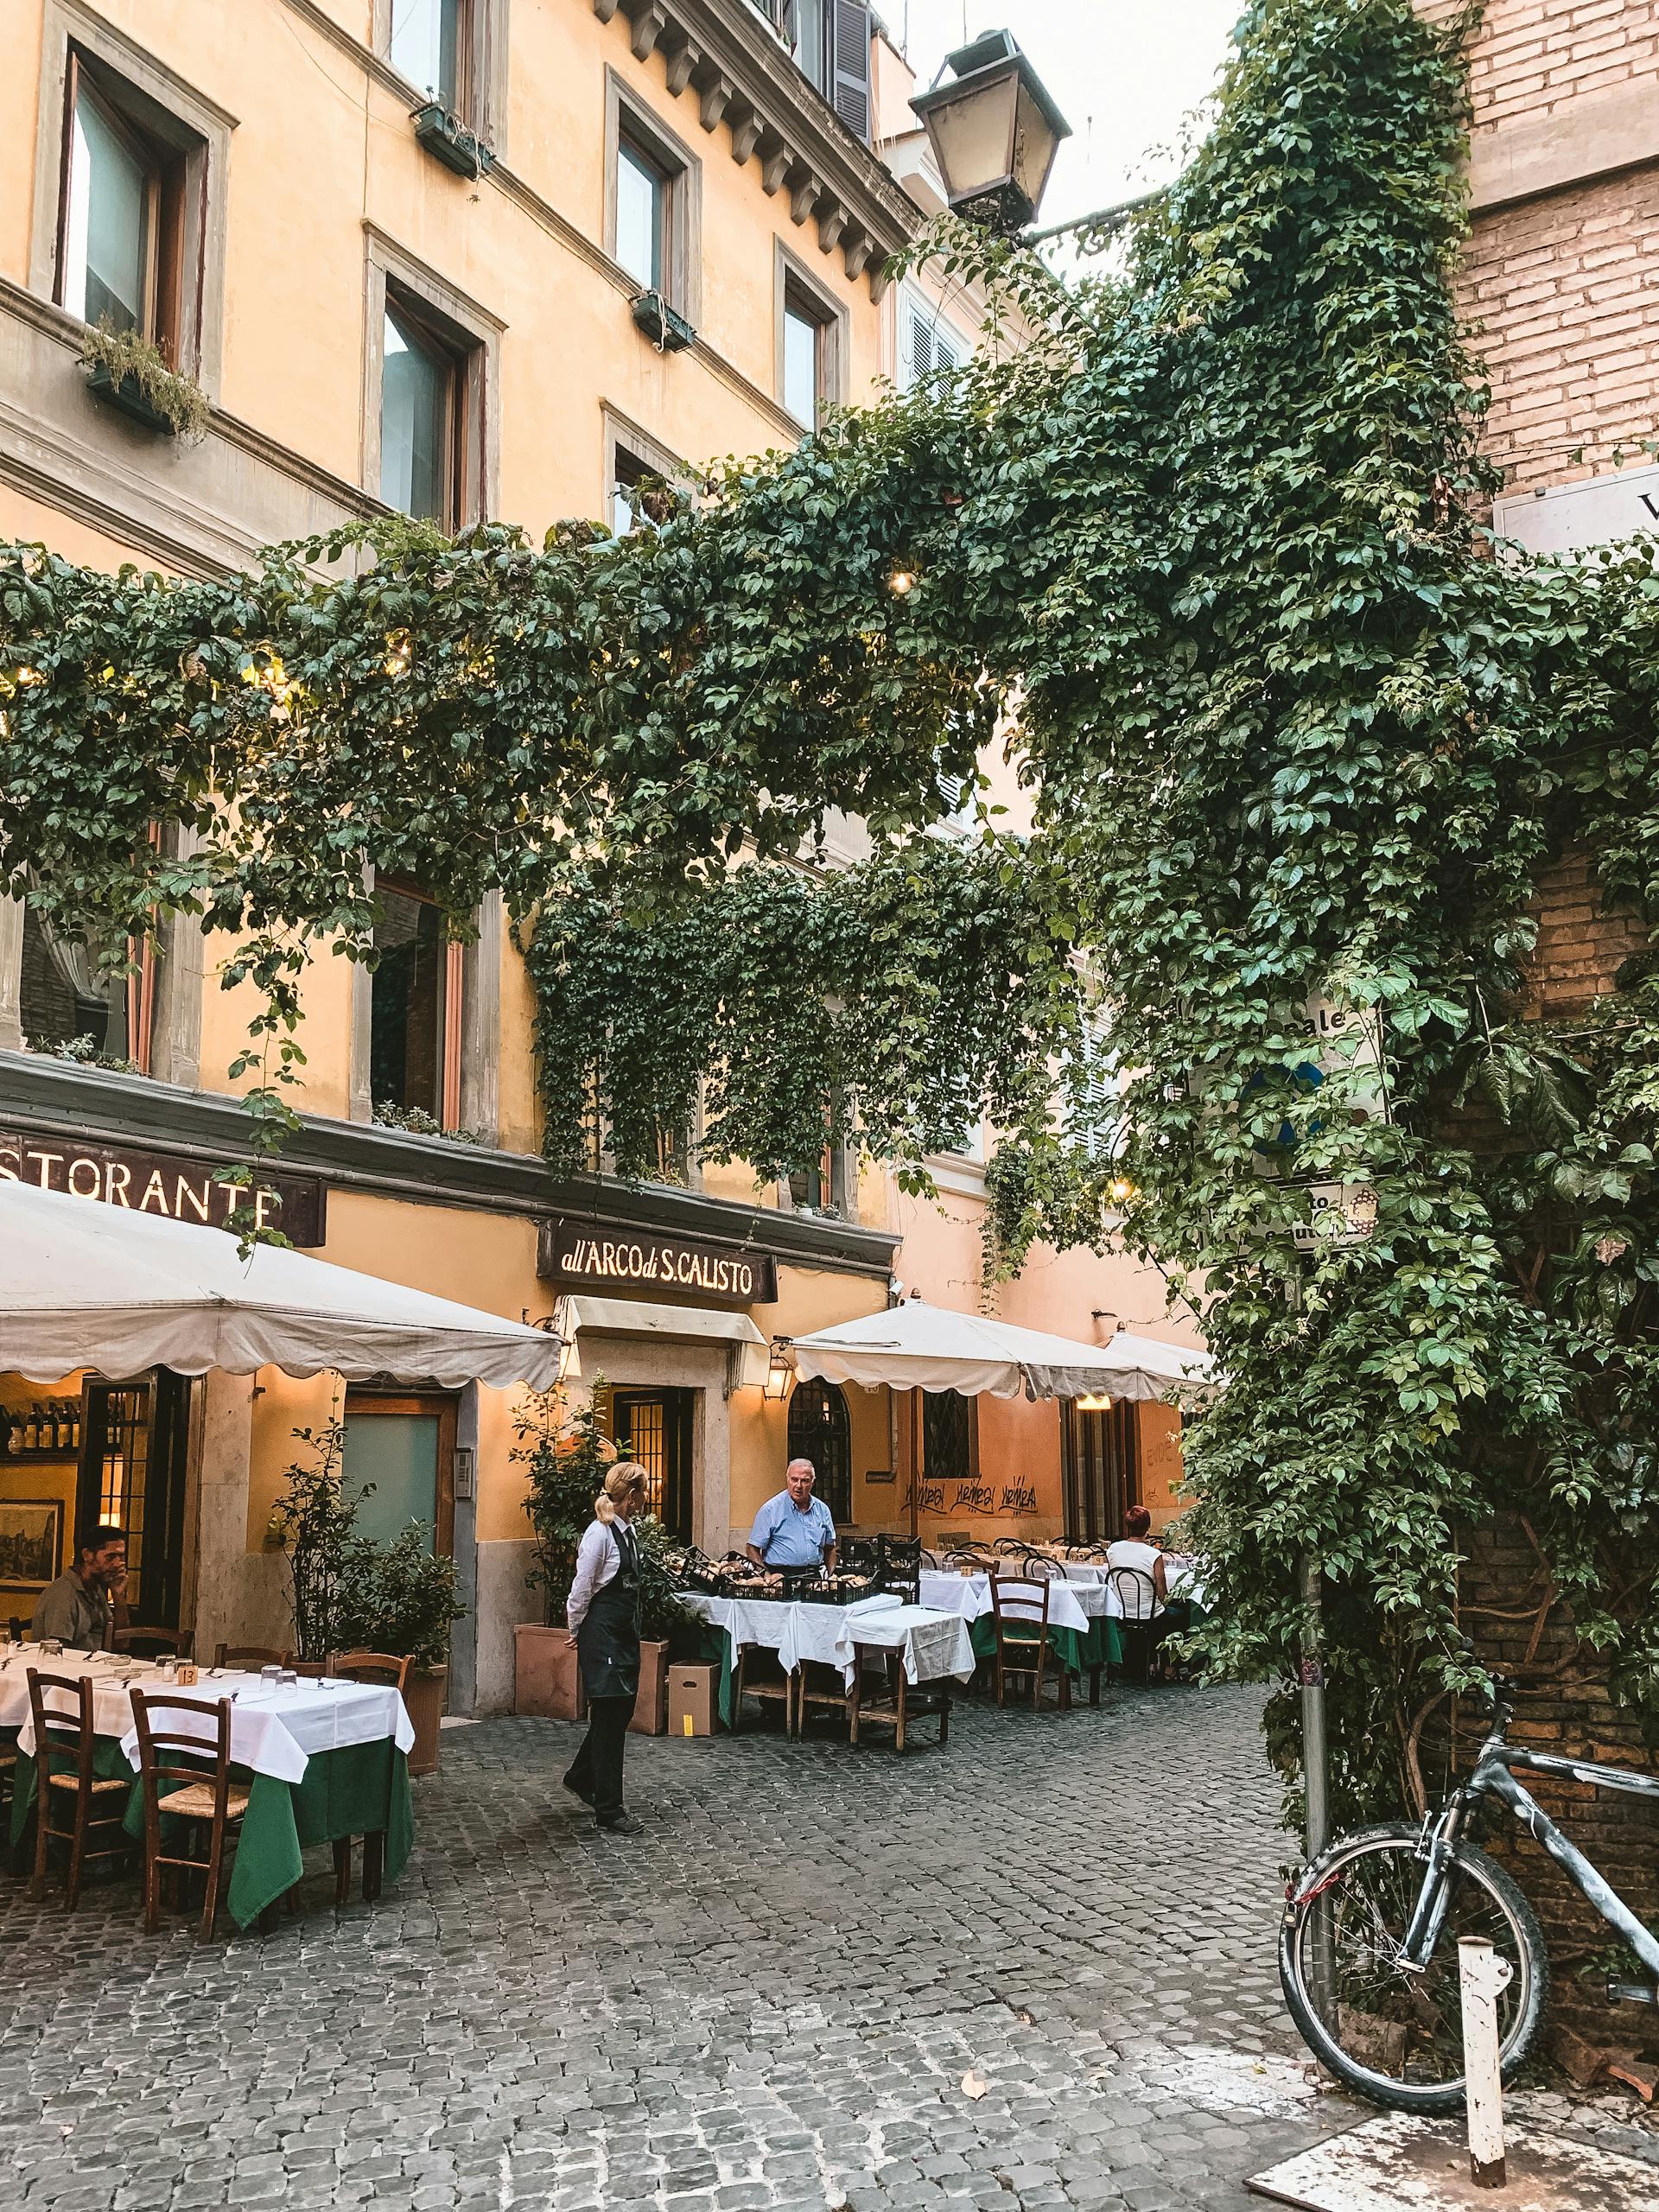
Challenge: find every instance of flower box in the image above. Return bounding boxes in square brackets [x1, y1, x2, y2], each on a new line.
[83, 362, 177, 435]
[411, 101, 494, 180]
[630, 289, 696, 353]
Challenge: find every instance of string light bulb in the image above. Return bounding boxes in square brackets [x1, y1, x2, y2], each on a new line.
[888, 568, 916, 596]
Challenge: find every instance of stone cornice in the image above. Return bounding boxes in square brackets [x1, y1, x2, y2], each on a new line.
[594, 0, 923, 295]
[0, 1052, 900, 1281]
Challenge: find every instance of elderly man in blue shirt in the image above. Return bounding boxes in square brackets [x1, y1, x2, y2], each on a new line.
[747, 1458, 837, 1573]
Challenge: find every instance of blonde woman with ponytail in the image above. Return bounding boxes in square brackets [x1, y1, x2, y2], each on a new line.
[564, 1459, 650, 1831]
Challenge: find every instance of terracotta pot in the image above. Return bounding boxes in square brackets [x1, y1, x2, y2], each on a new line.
[630, 1639, 669, 1736]
[513, 1622, 585, 1721]
[403, 1662, 448, 1777]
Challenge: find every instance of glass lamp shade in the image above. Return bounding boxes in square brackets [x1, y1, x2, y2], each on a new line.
[910, 30, 1071, 233]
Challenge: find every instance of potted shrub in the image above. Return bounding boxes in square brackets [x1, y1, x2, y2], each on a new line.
[631, 1514, 696, 1736]
[512, 1383, 615, 1721]
[270, 1419, 377, 1662]
[342, 1524, 464, 1778]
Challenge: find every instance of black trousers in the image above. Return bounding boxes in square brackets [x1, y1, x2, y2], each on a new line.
[566, 1694, 632, 1821]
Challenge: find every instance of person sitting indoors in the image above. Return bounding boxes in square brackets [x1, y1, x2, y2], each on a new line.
[32, 1524, 128, 1650]
[747, 1458, 836, 1575]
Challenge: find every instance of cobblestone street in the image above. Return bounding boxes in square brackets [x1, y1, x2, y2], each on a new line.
[1, 1683, 1652, 2212]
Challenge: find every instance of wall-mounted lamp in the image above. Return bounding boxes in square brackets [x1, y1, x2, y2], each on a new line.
[762, 1342, 794, 1401]
[1076, 1391, 1114, 1414]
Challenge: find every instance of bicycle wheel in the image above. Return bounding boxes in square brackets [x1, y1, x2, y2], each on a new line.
[1279, 1821, 1548, 2114]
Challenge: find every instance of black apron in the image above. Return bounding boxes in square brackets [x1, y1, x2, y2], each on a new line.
[576, 1519, 641, 1701]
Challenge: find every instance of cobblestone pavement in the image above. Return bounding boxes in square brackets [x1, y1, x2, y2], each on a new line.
[1, 1681, 1653, 2211]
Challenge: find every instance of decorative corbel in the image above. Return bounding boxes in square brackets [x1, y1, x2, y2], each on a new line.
[790, 173, 822, 227]
[730, 111, 764, 167]
[698, 73, 732, 131]
[760, 141, 792, 196]
[664, 42, 701, 97]
[630, 4, 667, 60]
[592, 0, 620, 20]
[842, 231, 874, 283]
[817, 203, 848, 254]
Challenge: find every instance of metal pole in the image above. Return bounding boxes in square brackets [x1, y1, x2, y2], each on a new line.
[1300, 1548, 1330, 1862]
[1459, 1936, 1512, 2188]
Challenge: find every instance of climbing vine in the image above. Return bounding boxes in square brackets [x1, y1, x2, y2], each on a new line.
[4, 0, 1657, 1825]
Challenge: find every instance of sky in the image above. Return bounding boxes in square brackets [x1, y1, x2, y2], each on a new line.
[890, 2, 1246, 226]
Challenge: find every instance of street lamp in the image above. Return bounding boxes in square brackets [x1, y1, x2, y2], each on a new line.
[910, 29, 1071, 237]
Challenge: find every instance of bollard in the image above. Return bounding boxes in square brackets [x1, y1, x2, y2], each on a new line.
[1459, 1936, 1513, 2189]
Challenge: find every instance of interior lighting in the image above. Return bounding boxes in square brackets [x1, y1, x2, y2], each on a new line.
[1076, 1392, 1113, 1413]
[1108, 1177, 1136, 1205]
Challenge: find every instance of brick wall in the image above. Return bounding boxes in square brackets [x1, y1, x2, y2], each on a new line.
[1450, 0, 1659, 135]
[1516, 849, 1649, 1014]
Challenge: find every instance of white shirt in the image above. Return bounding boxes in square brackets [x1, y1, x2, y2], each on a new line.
[1104, 1538, 1165, 1618]
[567, 1516, 632, 1633]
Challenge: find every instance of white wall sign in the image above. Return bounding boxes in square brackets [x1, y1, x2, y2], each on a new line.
[1493, 466, 1659, 557]
[1293, 1181, 1379, 1252]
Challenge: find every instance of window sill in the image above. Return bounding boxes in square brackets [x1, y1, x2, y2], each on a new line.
[411, 102, 495, 181]
[630, 289, 697, 353]
[82, 363, 178, 437]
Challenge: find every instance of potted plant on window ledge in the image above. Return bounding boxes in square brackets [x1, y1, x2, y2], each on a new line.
[79, 320, 210, 442]
[630, 289, 696, 353]
[410, 101, 494, 179]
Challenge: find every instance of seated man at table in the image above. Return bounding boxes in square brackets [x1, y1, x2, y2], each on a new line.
[32, 1523, 128, 1650]
[747, 1459, 836, 1575]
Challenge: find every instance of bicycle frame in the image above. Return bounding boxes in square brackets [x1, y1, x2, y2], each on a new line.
[1402, 1726, 1659, 1980]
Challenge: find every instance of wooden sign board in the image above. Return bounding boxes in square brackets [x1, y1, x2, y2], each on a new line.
[0, 1128, 327, 1248]
[537, 1216, 777, 1306]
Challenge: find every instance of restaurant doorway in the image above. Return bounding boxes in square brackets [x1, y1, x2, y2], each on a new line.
[76, 1369, 192, 1629]
[1061, 1398, 1140, 1544]
[341, 1389, 457, 1554]
[610, 1388, 694, 1543]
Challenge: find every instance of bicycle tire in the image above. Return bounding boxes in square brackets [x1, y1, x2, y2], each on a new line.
[1279, 1821, 1549, 2114]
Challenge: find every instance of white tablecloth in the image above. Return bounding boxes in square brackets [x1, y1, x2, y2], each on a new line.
[1, 1650, 413, 1784]
[918, 1570, 1108, 1633]
[679, 1593, 974, 1689]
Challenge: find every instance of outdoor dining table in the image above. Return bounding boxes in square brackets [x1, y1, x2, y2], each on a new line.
[918, 1569, 1125, 1679]
[1, 1648, 415, 1929]
[677, 1592, 975, 1727]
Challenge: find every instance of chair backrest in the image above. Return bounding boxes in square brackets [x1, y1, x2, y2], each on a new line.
[114, 1626, 194, 1661]
[988, 1575, 1052, 1630]
[130, 1689, 234, 1816]
[214, 1643, 286, 1672]
[1109, 1566, 1160, 1622]
[993, 1537, 1026, 1555]
[26, 1668, 95, 1789]
[332, 1650, 411, 1693]
[918, 1548, 944, 1570]
[1020, 1554, 1059, 1580]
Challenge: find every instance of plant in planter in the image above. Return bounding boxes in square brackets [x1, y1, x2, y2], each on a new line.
[338, 1522, 464, 1777]
[510, 1382, 620, 1721]
[268, 1420, 377, 1662]
[630, 1513, 700, 1736]
[78, 318, 210, 442]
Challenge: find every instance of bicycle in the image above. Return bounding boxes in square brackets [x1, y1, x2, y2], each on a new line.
[1279, 1673, 1659, 2113]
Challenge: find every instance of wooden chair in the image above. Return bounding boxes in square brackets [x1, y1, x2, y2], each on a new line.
[213, 1643, 287, 1672]
[732, 1645, 794, 1732]
[26, 1669, 133, 1908]
[988, 1576, 1071, 1711]
[113, 1626, 194, 1662]
[794, 1660, 860, 1742]
[0, 1732, 16, 1835]
[330, 1651, 411, 1692]
[1107, 1567, 1162, 1683]
[852, 1649, 950, 1752]
[129, 1688, 250, 1937]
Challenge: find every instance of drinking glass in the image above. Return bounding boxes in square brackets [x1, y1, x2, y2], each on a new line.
[260, 1663, 282, 1688]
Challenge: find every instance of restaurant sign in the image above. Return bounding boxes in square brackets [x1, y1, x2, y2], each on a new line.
[537, 1216, 777, 1305]
[0, 1128, 327, 1248]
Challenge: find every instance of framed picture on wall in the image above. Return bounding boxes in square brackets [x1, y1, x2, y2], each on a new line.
[0, 1499, 64, 1592]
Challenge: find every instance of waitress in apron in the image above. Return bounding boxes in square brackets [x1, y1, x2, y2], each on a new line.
[564, 1461, 649, 1833]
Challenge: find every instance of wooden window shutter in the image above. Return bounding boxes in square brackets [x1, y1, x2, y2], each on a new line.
[906, 305, 931, 388]
[830, 0, 873, 143]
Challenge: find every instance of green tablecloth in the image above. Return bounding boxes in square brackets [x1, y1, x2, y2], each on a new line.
[693, 1626, 739, 1729]
[12, 1738, 412, 1930]
[969, 1616, 1122, 1675]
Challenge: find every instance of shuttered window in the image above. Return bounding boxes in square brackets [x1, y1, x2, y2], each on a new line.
[830, 0, 873, 142]
[899, 291, 969, 393]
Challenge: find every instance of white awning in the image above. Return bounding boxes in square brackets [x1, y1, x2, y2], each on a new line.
[0, 1178, 563, 1390]
[789, 1297, 1217, 1402]
[555, 1294, 769, 1386]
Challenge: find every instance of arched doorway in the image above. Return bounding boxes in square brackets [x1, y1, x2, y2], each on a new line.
[787, 1376, 852, 1524]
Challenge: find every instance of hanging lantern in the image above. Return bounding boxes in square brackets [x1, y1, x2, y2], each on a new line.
[910, 30, 1071, 236]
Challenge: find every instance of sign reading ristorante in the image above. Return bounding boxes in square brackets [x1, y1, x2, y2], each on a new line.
[537, 1215, 777, 1305]
[0, 1128, 327, 1248]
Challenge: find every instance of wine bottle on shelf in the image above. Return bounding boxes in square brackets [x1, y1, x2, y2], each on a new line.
[22, 1407, 40, 1452]
[55, 1404, 72, 1452]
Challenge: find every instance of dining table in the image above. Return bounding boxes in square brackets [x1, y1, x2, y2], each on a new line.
[677, 1592, 975, 1728]
[918, 1568, 1125, 1681]
[1, 1646, 415, 1929]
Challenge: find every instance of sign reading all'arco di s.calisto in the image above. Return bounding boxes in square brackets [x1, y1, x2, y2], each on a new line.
[537, 1216, 777, 1305]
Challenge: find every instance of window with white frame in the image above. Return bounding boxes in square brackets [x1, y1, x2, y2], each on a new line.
[899, 289, 969, 393]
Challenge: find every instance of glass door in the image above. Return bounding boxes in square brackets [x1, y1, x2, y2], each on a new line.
[610, 1389, 694, 1542]
[341, 1392, 456, 1554]
[77, 1369, 191, 1627]
[1061, 1399, 1139, 1543]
